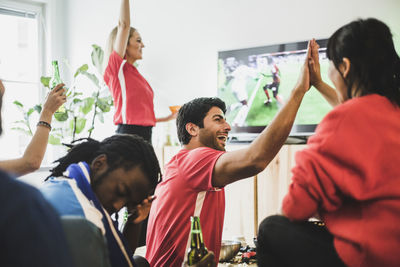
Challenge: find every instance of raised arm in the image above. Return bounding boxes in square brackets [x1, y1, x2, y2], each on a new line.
[212, 43, 312, 188]
[0, 84, 66, 176]
[114, 0, 131, 58]
[309, 39, 340, 107]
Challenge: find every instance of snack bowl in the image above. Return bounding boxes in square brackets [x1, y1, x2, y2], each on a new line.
[219, 240, 241, 262]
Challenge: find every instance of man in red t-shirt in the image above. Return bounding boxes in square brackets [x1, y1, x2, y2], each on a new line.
[146, 60, 309, 267]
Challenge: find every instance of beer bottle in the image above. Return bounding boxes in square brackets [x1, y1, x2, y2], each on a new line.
[50, 60, 66, 113]
[187, 216, 208, 265]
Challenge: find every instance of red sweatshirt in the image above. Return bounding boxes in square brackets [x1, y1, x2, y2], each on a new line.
[283, 94, 400, 267]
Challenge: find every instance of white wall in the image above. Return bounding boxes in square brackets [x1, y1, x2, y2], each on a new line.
[61, 0, 400, 143]
[63, 0, 400, 109]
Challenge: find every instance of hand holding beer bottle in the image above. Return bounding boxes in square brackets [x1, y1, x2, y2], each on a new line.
[186, 216, 216, 267]
[49, 60, 66, 114]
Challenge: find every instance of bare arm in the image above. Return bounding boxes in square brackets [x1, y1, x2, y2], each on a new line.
[155, 111, 178, 123]
[309, 39, 340, 107]
[114, 0, 131, 58]
[0, 84, 66, 176]
[213, 43, 312, 188]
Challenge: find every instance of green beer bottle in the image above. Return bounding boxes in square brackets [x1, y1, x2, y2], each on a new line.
[50, 60, 65, 113]
[187, 216, 208, 265]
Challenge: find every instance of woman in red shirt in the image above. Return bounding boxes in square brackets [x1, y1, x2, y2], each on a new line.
[103, 0, 177, 250]
[104, 0, 176, 143]
[257, 18, 400, 267]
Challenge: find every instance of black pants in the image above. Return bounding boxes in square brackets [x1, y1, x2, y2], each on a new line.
[116, 124, 153, 246]
[257, 215, 347, 267]
[116, 124, 153, 144]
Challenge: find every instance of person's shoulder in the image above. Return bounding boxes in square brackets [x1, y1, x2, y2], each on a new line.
[327, 94, 389, 120]
[0, 170, 51, 212]
[105, 50, 124, 72]
[174, 147, 223, 165]
[0, 169, 37, 196]
[189, 147, 223, 157]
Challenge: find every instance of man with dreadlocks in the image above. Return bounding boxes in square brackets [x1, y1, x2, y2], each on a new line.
[40, 134, 162, 267]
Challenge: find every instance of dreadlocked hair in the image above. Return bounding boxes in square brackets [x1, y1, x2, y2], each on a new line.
[48, 134, 162, 190]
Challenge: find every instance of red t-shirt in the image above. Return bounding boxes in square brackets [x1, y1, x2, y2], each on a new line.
[146, 147, 225, 267]
[104, 51, 156, 126]
[283, 94, 400, 267]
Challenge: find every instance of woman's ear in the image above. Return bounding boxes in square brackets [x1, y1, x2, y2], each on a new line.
[340, 57, 351, 79]
[185, 122, 199, 138]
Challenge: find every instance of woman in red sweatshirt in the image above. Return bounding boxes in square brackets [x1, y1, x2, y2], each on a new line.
[257, 18, 400, 267]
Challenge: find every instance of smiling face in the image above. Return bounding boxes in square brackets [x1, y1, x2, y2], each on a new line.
[90, 155, 152, 215]
[126, 31, 144, 63]
[197, 106, 231, 151]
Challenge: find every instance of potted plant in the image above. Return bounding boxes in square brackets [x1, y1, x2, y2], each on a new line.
[12, 45, 113, 146]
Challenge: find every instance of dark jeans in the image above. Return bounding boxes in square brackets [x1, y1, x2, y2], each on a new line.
[116, 124, 152, 246]
[116, 124, 153, 144]
[257, 215, 347, 267]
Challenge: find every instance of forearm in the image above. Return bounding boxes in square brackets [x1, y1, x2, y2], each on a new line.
[0, 110, 52, 176]
[122, 221, 141, 253]
[248, 87, 306, 169]
[114, 0, 131, 57]
[315, 81, 340, 107]
[155, 116, 168, 123]
[118, 0, 130, 29]
[282, 182, 318, 221]
[214, 87, 306, 187]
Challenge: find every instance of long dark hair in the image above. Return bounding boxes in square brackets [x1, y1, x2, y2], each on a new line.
[176, 97, 226, 145]
[48, 134, 162, 189]
[327, 18, 400, 106]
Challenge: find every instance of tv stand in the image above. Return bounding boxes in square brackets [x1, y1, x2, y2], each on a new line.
[228, 133, 309, 145]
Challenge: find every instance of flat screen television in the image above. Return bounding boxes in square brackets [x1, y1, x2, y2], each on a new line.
[217, 39, 333, 143]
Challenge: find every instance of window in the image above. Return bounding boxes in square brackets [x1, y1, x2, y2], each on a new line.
[0, 1, 45, 161]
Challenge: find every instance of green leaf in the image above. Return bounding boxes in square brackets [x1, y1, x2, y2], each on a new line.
[49, 135, 61, 145]
[54, 111, 69, 121]
[27, 108, 35, 116]
[97, 97, 111, 112]
[81, 97, 95, 115]
[41, 76, 51, 88]
[73, 98, 83, 104]
[11, 126, 31, 134]
[75, 117, 86, 134]
[13, 101, 23, 108]
[82, 72, 100, 88]
[34, 104, 42, 114]
[91, 44, 104, 74]
[73, 92, 83, 97]
[74, 64, 89, 78]
[87, 126, 95, 133]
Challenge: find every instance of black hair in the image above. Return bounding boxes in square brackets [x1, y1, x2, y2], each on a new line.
[176, 97, 226, 145]
[327, 18, 400, 106]
[48, 134, 162, 190]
